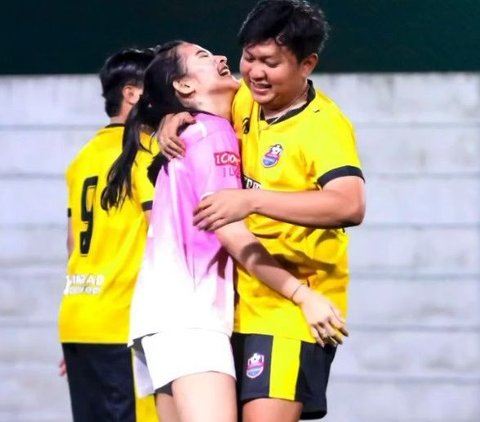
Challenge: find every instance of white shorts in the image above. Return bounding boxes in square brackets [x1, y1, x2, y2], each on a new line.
[132, 329, 236, 397]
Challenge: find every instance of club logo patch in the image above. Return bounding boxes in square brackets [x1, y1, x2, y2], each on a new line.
[262, 144, 284, 168]
[246, 353, 265, 379]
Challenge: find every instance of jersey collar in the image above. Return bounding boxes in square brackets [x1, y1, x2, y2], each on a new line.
[260, 80, 315, 126]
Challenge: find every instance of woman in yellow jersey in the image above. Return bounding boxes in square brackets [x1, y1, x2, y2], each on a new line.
[159, 1, 365, 421]
[58, 49, 159, 422]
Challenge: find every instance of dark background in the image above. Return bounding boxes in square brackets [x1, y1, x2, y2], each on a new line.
[2, 0, 479, 75]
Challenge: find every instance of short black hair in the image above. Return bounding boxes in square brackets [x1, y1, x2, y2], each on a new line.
[99, 48, 155, 117]
[238, 0, 330, 62]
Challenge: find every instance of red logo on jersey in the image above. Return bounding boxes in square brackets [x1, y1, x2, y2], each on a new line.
[214, 151, 240, 166]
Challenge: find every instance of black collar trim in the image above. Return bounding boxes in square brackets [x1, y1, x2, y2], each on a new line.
[260, 80, 315, 125]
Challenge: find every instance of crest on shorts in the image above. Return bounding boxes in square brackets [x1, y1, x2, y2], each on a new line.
[262, 144, 284, 168]
[246, 352, 265, 379]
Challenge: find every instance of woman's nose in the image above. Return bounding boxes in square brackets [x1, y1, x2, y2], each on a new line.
[248, 63, 265, 79]
[218, 57, 227, 65]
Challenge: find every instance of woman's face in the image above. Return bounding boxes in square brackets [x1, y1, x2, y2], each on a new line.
[239, 39, 316, 113]
[176, 43, 240, 97]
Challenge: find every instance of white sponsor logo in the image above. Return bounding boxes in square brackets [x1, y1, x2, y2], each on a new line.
[64, 274, 105, 295]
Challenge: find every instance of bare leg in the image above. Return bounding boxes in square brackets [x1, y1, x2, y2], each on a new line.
[172, 372, 237, 422]
[243, 398, 303, 422]
[155, 393, 181, 422]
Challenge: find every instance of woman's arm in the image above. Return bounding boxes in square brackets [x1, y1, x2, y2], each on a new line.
[67, 217, 74, 258]
[194, 176, 365, 231]
[215, 220, 348, 346]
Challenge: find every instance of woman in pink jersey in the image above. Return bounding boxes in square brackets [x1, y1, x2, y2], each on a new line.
[103, 41, 326, 422]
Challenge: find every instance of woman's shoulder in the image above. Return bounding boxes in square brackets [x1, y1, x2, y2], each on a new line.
[181, 112, 233, 142]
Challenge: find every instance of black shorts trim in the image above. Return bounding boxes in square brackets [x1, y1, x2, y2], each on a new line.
[141, 200, 153, 211]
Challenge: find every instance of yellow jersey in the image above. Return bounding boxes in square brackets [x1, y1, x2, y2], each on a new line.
[232, 82, 364, 342]
[59, 125, 158, 343]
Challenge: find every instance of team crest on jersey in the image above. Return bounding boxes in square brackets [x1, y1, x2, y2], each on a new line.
[246, 353, 265, 379]
[262, 144, 284, 168]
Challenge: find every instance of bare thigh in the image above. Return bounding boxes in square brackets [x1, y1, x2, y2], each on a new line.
[172, 372, 237, 422]
[242, 398, 303, 422]
[155, 393, 181, 422]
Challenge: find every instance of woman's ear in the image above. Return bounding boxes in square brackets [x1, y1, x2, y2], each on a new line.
[173, 79, 194, 96]
[300, 53, 318, 78]
[122, 85, 142, 106]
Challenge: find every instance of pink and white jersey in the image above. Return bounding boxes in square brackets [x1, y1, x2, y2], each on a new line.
[129, 113, 242, 342]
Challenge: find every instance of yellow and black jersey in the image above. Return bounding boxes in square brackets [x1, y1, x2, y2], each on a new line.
[232, 81, 364, 342]
[59, 124, 158, 343]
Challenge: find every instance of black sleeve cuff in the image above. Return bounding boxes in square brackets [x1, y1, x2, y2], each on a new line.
[141, 201, 153, 211]
[317, 165, 365, 188]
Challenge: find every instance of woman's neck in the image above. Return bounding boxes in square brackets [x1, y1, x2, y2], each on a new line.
[192, 92, 234, 122]
[262, 83, 309, 120]
[109, 116, 126, 125]
[109, 101, 134, 125]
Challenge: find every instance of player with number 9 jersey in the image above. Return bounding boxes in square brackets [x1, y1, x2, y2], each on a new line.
[59, 126, 158, 343]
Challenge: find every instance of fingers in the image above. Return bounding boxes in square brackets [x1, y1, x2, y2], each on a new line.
[159, 137, 185, 159]
[193, 198, 212, 217]
[193, 200, 227, 231]
[327, 332, 342, 346]
[204, 219, 226, 232]
[327, 316, 349, 337]
[327, 305, 349, 337]
[311, 323, 333, 347]
[193, 206, 213, 228]
[161, 150, 174, 161]
[312, 319, 348, 347]
[58, 360, 67, 377]
[310, 326, 325, 348]
[181, 112, 196, 125]
[197, 216, 226, 232]
[156, 112, 193, 159]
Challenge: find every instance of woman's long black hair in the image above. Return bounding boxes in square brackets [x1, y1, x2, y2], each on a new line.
[101, 40, 191, 210]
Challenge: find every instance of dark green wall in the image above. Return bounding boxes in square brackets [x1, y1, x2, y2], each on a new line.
[2, 0, 479, 75]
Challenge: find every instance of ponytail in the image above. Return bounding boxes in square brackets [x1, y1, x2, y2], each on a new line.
[101, 96, 154, 210]
[102, 40, 195, 206]
[147, 153, 169, 185]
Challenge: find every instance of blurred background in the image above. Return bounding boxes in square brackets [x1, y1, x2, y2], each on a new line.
[1, 1, 479, 421]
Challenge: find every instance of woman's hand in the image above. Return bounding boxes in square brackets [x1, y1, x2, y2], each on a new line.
[59, 358, 67, 377]
[194, 189, 253, 231]
[292, 285, 349, 347]
[156, 112, 195, 159]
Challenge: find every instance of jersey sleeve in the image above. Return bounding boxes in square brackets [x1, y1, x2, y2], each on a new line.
[132, 135, 158, 211]
[305, 107, 364, 188]
[189, 126, 242, 199]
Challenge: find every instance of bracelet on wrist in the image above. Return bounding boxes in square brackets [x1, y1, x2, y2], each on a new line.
[290, 283, 306, 302]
